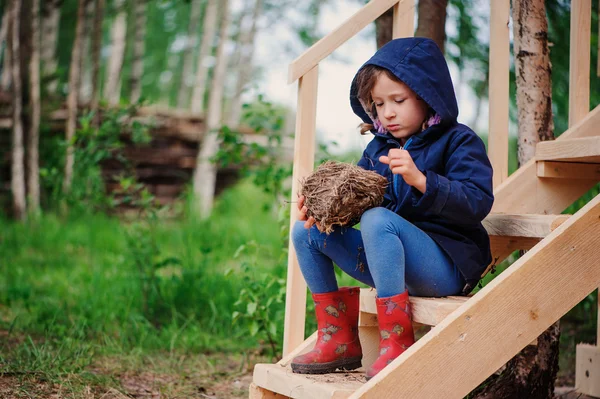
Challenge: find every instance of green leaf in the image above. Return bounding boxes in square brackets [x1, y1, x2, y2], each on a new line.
[268, 321, 277, 337]
[249, 321, 259, 336]
[247, 302, 257, 316]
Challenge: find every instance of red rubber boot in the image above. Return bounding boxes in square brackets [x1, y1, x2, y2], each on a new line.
[291, 286, 362, 374]
[365, 290, 415, 380]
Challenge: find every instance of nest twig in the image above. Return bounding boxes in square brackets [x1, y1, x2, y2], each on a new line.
[299, 161, 388, 234]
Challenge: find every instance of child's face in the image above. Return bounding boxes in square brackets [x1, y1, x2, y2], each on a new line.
[371, 73, 429, 143]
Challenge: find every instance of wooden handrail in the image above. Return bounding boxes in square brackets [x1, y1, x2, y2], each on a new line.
[287, 0, 409, 84]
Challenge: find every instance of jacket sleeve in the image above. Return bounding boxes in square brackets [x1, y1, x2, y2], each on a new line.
[410, 131, 494, 224]
[357, 149, 375, 171]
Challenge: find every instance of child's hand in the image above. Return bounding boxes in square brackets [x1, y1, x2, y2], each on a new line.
[379, 149, 427, 193]
[297, 195, 322, 230]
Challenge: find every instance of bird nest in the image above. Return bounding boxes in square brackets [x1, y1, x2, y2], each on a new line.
[299, 161, 388, 234]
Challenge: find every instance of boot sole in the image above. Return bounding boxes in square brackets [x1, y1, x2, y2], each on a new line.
[291, 357, 362, 374]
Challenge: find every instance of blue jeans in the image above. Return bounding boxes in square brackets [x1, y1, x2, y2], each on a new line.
[291, 207, 465, 298]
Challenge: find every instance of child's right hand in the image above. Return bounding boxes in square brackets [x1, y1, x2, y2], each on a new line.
[298, 195, 319, 230]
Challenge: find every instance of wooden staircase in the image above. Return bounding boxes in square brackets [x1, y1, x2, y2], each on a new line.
[251, 114, 600, 398]
[250, 0, 600, 398]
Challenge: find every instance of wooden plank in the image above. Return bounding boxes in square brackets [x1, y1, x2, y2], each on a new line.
[488, 0, 510, 188]
[482, 214, 570, 238]
[249, 383, 290, 399]
[278, 332, 317, 367]
[392, 0, 414, 39]
[358, 311, 378, 327]
[253, 364, 363, 399]
[282, 66, 319, 357]
[569, 0, 591, 127]
[359, 326, 381, 370]
[288, 0, 399, 84]
[537, 161, 600, 180]
[350, 194, 600, 399]
[576, 344, 600, 397]
[536, 137, 600, 163]
[359, 289, 468, 326]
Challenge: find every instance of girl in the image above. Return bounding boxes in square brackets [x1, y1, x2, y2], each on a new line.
[290, 37, 494, 379]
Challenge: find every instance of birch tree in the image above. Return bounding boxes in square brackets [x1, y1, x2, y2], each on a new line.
[79, 0, 96, 103]
[193, 0, 230, 217]
[226, 0, 262, 127]
[190, 0, 218, 114]
[63, 0, 86, 194]
[40, 0, 61, 94]
[471, 1, 558, 397]
[176, 0, 203, 108]
[0, 9, 11, 90]
[130, 0, 147, 103]
[10, 0, 26, 219]
[91, 0, 105, 125]
[105, 0, 127, 105]
[28, 0, 41, 213]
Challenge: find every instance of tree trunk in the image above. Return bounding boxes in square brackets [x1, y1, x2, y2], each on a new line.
[63, 0, 86, 194]
[40, 0, 61, 94]
[91, 0, 105, 126]
[104, 0, 127, 106]
[176, 0, 203, 109]
[130, 0, 146, 103]
[193, 0, 230, 218]
[227, 0, 262, 127]
[471, 2, 558, 397]
[514, 0, 554, 164]
[27, 0, 41, 213]
[10, 0, 26, 219]
[375, 7, 393, 49]
[0, 9, 11, 90]
[191, 0, 218, 114]
[414, 0, 447, 54]
[78, 0, 95, 104]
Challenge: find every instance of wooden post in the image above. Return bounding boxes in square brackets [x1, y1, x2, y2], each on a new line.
[488, 0, 510, 188]
[392, 0, 414, 39]
[568, 1, 599, 397]
[569, 0, 591, 127]
[282, 65, 319, 357]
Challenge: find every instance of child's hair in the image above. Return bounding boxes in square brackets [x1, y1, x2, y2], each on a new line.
[354, 65, 438, 135]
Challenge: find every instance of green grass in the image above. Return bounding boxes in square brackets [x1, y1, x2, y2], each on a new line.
[0, 180, 288, 382]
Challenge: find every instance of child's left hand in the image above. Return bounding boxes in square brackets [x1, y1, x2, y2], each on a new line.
[379, 149, 427, 193]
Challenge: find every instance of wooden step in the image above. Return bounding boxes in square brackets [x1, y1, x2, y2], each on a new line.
[537, 161, 600, 179]
[536, 136, 600, 163]
[484, 214, 570, 271]
[483, 213, 570, 238]
[359, 289, 467, 326]
[253, 363, 363, 399]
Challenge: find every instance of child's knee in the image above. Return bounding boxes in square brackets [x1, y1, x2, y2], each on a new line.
[360, 207, 389, 231]
[291, 220, 321, 246]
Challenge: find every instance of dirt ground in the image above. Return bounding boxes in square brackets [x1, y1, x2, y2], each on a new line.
[0, 352, 261, 399]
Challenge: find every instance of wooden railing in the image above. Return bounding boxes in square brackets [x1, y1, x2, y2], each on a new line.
[282, 0, 597, 358]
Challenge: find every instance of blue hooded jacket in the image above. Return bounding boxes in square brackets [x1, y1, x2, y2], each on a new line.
[351, 37, 494, 287]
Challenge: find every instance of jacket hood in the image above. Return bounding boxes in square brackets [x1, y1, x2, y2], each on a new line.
[350, 37, 459, 136]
